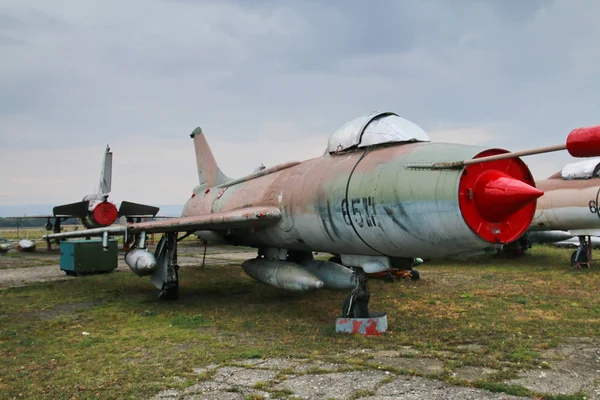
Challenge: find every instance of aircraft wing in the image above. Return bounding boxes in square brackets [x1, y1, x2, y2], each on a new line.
[44, 206, 282, 240]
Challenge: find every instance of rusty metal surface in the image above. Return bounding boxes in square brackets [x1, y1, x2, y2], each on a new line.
[217, 161, 301, 188]
[194, 141, 493, 258]
[191, 127, 231, 188]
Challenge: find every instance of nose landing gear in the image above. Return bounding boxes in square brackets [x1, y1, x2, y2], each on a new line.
[571, 235, 592, 270]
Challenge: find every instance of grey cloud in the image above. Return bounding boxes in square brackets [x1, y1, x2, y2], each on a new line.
[1, 0, 599, 203]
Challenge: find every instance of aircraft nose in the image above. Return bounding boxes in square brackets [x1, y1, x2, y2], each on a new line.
[474, 170, 543, 223]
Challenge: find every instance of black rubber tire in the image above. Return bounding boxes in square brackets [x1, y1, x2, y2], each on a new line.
[410, 269, 420, 281]
[571, 250, 589, 267]
[159, 268, 180, 301]
[159, 284, 179, 301]
[571, 250, 588, 267]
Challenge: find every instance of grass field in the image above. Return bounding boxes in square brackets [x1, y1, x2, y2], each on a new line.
[0, 245, 598, 399]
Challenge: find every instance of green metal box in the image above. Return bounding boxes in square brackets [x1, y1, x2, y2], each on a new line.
[60, 239, 118, 275]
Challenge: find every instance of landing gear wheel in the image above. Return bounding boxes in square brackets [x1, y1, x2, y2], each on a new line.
[383, 272, 395, 282]
[409, 269, 420, 281]
[571, 250, 589, 268]
[159, 280, 179, 301]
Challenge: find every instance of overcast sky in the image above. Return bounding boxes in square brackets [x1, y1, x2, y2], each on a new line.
[1, 0, 599, 208]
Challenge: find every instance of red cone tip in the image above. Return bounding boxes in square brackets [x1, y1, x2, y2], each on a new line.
[474, 170, 543, 223]
[567, 125, 600, 158]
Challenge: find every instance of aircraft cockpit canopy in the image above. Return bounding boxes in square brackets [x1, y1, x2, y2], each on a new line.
[560, 158, 600, 180]
[326, 111, 430, 154]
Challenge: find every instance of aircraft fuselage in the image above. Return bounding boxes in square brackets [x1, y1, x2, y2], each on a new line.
[184, 141, 536, 259]
[532, 178, 600, 234]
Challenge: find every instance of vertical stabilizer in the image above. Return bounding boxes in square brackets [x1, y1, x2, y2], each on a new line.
[99, 145, 112, 195]
[190, 127, 231, 187]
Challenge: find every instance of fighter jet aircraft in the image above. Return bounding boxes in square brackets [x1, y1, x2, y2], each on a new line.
[510, 158, 600, 268]
[44, 112, 600, 317]
[19, 145, 160, 242]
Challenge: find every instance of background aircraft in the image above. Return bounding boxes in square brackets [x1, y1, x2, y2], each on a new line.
[45, 112, 600, 317]
[504, 158, 600, 267]
[13, 145, 160, 243]
[49, 145, 160, 233]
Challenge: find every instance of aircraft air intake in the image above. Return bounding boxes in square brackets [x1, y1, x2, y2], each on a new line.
[459, 149, 541, 244]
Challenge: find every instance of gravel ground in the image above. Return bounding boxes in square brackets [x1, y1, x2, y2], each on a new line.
[150, 339, 600, 400]
[0, 243, 257, 288]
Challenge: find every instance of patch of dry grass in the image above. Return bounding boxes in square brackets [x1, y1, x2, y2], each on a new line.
[0, 244, 598, 399]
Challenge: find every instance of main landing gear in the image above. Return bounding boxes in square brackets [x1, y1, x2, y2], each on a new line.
[337, 268, 388, 335]
[342, 269, 370, 318]
[153, 232, 180, 300]
[571, 235, 593, 270]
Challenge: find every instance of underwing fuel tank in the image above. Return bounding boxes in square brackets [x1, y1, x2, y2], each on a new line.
[528, 230, 574, 244]
[241, 258, 324, 292]
[298, 259, 357, 290]
[125, 249, 157, 276]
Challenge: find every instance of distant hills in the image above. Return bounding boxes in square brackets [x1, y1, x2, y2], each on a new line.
[0, 204, 183, 218]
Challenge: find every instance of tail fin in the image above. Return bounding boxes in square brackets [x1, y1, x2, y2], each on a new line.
[190, 127, 231, 187]
[98, 145, 112, 195]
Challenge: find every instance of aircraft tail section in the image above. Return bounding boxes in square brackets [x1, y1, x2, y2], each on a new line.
[98, 145, 112, 195]
[190, 127, 231, 187]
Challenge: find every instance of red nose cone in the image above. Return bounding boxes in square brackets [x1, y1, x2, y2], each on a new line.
[93, 202, 119, 226]
[566, 125, 600, 158]
[474, 170, 543, 223]
[459, 149, 540, 244]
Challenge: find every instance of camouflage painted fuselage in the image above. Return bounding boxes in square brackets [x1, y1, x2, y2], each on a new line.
[183, 142, 499, 259]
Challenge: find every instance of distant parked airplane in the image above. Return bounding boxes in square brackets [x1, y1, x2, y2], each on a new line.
[504, 158, 600, 268]
[8, 145, 160, 245]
